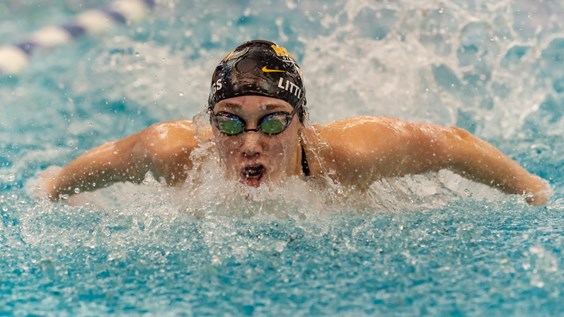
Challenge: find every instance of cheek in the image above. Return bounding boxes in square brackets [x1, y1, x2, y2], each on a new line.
[215, 137, 240, 157]
[270, 135, 297, 160]
[268, 143, 285, 161]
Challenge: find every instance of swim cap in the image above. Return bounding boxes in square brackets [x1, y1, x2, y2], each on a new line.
[208, 40, 307, 119]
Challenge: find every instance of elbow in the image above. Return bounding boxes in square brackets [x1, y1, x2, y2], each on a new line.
[410, 126, 461, 171]
[448, 126, 473, 142]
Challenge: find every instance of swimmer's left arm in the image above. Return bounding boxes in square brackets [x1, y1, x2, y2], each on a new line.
[433, 125, 552, 206]
[320, 117, 551, 205]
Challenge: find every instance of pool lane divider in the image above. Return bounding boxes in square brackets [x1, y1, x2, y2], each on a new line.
[0, 0, 155, 76]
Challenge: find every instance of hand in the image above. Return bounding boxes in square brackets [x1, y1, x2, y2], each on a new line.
[524, 177, 552, 206]
[29, 166, 62, 201]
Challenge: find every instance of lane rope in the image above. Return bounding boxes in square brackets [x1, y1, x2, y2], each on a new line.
[0, 0, 156, 75]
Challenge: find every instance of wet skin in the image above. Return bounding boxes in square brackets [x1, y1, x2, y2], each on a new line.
[212, 96, 304, 187]
[43, 95, 552, 205]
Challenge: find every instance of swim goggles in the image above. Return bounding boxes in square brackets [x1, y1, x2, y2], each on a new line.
[211, 106, 300, 136]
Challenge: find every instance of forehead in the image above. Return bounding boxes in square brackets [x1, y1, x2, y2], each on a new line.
[215, 95, 293, 112]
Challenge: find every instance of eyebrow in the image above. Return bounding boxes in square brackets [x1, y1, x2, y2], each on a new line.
[218, 102, 288, 111]
[219, 102, 242, 109]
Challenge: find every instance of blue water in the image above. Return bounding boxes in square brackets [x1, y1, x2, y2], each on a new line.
[1, 0, 563, 316]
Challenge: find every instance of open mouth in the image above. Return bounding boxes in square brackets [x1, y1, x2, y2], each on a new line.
[240, 164, 266, 187]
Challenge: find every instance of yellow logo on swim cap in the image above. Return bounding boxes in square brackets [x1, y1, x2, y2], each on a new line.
[261, 66, 286, 73]
[271, 44, 294, 59]
[222, 50, 235, 62]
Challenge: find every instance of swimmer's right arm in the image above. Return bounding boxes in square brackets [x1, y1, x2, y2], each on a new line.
[45, 120, 201, 201]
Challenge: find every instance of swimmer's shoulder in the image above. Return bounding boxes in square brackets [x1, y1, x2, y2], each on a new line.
[309, 116, 400, 145]
[137, 120, 212, 157]
[304, 116, 420, 185]
[305, 116, 411, 161]
[303, 116, 397, 172]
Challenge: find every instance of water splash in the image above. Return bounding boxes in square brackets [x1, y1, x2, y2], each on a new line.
[1, 1, 563, 315]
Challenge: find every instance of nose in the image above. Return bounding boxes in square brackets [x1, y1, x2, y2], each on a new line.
[240, 130, 264, 158]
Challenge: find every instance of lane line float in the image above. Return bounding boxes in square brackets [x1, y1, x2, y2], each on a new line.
[0, 0, 156, 75]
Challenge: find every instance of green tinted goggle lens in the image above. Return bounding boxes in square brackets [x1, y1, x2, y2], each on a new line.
[219, 119, 245, 135]
[260, 117, 285, 134]
[213, 112, 292, 136]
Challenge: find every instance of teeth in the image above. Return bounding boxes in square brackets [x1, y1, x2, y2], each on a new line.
[244, 166, 264, 178]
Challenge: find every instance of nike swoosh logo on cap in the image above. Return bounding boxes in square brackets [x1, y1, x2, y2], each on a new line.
[261, 66, 286, 73]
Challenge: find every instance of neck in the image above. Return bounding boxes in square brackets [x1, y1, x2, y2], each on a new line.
[298, 126, 325, 178]
[294, 130, 312, 177]
[293, 133, 304, 177]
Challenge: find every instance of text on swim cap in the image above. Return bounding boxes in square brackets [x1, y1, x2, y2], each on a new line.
[211, 77, 302, 102]
[211, 79, 223, 95]
[278, 77, 302, 99]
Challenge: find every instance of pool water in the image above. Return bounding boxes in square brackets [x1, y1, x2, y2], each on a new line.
[1, 0, 563, 316]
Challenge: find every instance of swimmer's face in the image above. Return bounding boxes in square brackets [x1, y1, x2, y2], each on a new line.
[211, 95, 303, 187]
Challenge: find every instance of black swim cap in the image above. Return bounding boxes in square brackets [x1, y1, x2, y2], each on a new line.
[208, 40, 307, 119]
